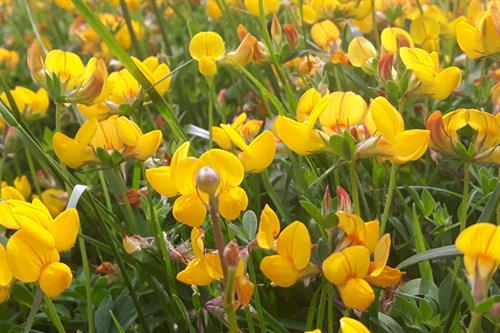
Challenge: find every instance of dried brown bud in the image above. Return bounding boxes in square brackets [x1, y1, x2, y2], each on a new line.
[223, 240, 240, 268]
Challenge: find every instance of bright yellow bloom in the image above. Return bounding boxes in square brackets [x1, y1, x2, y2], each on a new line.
[0, 86, 49, 117]
[274, 115, 326, 156]
[53, 116, 162, 168]
[315, 91, 367, 135]
[219, 124, 276, 173]
[206, 0, 222, 21]
[322, 246, 374, 311]
[147, 144, 248, 226]
[410, 15, 441, 52]
[381, 27, 414, 54]
[399, 47, 462, 100]
[364, 96, 430, 164]
[336, 211, 380, 253]
[212, 113, 264, 150]
[0, 244, 13, 303]
[337, 0, 372, 20]
[426, 109, 499, 164]
[1, 199, 79, 297]
[455, 223, 500, 301]
[347, 36, 377, 69]
[311, 20, 340, 50]
[41, 189, 68, 217]
[116, 20, 143, 50]
[256, 204, 280, 249]
[260, 221, 312, 287]
[107, 56, 170, 106]
[456, 10, 500, 59]
[0, 185, 25, 201]
[244, 0, 280, 16]
[340, 317, 370, 333]
[0, 47, 19, 69]
[13, 175, 32, 200]
[296, 88, 322, 122]
[189, 32, 225, 77]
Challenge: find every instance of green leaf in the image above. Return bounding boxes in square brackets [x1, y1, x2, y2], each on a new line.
[475, 295, 500, 314]
[400, 279, 439, 301]
[377, 312, 404, 333]
[396, 245, 460, 269]
[421, 189, 436, 217]
[242, 210, 258, 242]
[479, 181, 500, 223]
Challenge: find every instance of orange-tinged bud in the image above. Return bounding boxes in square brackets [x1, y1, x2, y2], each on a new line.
[283, 24, 299, 48]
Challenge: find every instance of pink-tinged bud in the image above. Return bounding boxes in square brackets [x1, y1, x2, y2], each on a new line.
[491, 303, 500, 318]
[4, 126, 17, 150]
[271, 14, 282, 42]
[336, 186, 352, 212]
[426, 111, 455, 156]
[36, 169, 57, 188]
[322, 185, 331, 215]
[223, 240, 240, 268]
[283, 24, 299, 48]
[378, 53, 394, 81]
[122, 234, 148, 254]
[217, 89, 226, 103]
[355, 136, 380, 158]
[27, 42, 45, 84]
[196, 166, 220, 196]
[71, 58, 108, 105]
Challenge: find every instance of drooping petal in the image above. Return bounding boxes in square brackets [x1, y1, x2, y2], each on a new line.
[218, 186, 248, 221]
[256, 204, 281, 250]
[274, 116, 325, 155]
[39, 262, 73, 298]
[172, 194, 207, 227]
[199, 149, 244, 187]
[260, 255, 302, 287]
[339, 317, 370, 333]
[48, 208, 80, 252]
[176, 258, 213, 286]
[239, 130, 276, 173]
[338, 278, 375, 311]
[145, 166, 178, 198]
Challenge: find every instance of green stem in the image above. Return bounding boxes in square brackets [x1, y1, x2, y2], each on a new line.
[25, 148, 41, 195]
[147, 0, 172, 58]
[22, 0, 48, 54]
[78, 236, 95, 333]
[224, 266, 239, 333]
[244, 308, 256, 333]
[44, 295, 66, 333]
[207, 77, 215, 148]
[260, 170, 288, 221]
[114, 168, 139, 233]
[348, 161, 360, 216]
[380, 163, 398, 235]
[327, 284, 334, 333]
[55, 102, 62, 133]
[247, 257, 267, 333]
[24, 288, 44, 333]
[371, 1, 380, 50]
[98, 170, 113, 210]
[459, 162, 470, 232]
[411, 205, 433, 282]
[118, 0, 143, 58]
[466, 311, 482, 333]
[208, 194, 228, 279]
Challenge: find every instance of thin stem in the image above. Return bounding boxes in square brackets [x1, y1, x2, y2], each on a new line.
[44, 295, 66, 333]
[460, 162, 470, 232]
[114, 168, 139, 233]
[380, 163, 398, 235]
[119, 0, 143, 58]
[208, 195, 228, 279]
[247, 257, 267, 333]
[78, 236, 95, 333]
[466, 311, 482, 333]
[25, 148, 41, 195]
[207, 77, 215, 148]
[348, 161, 360, 216]
[55, 102, 62, 133]
[260, 170, 288, 221]
[22, 0, 48, 54]
[98, 170, 113, 210]
[223, 266, 239, 333]
[327, 284, 334, 333]
[24, 288, 44, 333]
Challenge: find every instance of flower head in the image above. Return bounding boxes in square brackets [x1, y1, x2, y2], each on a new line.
[189, 32, 225, 77]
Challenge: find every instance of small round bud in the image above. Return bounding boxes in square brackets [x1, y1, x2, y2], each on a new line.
[223, 240, 240, 268]
[196, 166, 220, 195]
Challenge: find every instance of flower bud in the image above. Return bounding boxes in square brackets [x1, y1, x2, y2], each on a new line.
[122, 234, 148, 254]
[336, 186, 352, 212]
[223, 240, 240, 268]
[270, 14, 282, 42]
[378, 53, 394, 81]
[27, 42, 45, 84]
[196, 166, 220, 196]
[283, 24, 298, 48]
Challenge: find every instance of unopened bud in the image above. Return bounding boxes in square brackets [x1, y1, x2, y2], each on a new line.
[491, 303, 500, 318]
[123, 234, 147, 254]
[36, 170, 57, 188]
[270, 14, 282, 42]
[27, 42, 44, 84]
[336, 186, 352, 212]
[283, 24, 298, 48]
[378, 53, 394, 81]
[196, 166, 220, 195]
[322, 185, 331, 215]
[223, 240, 240, 267]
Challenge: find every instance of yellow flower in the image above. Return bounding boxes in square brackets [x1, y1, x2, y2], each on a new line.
[107, 56, 170, 106]
[381, 27, 414, 54]
[260, 221, 312, 287]
[311, 20, 340, 50]
[322, 246, 374, 311]
[206, 0, 222, 21]
[212, 113, 264, 150]
[337, 0, 372, 20]
[13, 175, 32, 200]
[347, 36, 377, 70]
[189, 32, 225, 77]
[244, 0, 280, 16]
[219, 124, 276, 173]
[256, 204, 280, 249]
[116, 20, 143, 50]
[0, 86, 49, 117]
[340, 317, 370, 333]
[52, 119, 98, 169]
[41, 189, 68, 217]
[147, 145, 248, 226]
[0, 244, 13, 303]
[456, 10, 500, 59]
[336, 211, 379, 252]
[0, 47, 19, 69]
[2, 199, 80, 297]
[455, 223, 500, 301]
[315, 91, 367, 135]
[410, 15, 441, 52]
[274, 115, 326, 156]
[399, 47, 462, 100]
[0, 185, 25, 201]
[426, 109, 499, 164]
[364, 96, 430, 164]
[296, 88, 322, 122]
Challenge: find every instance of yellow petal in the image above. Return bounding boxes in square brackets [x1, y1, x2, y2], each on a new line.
[0, 202, 20, 229]
[0, 244, 13, 286]
[410, 15, 441, 45]
[13, 213, 55, 249]
[389, 129, 430, 164]
[296, 88, 322, 122]
[13, 175, 32, 200]
[130, 130, 162, 160]
[371, 234, 391, 277]
[277, 221, 311, 271]
[336, 211, 367, 246]
[256, 204, 281, 249]
[39, 262, 72, 298]
[6, 229, 60, 282]
[430, 67, 462, 100]
[339, 317, 370, 333]
[366, 96, 404, 142]
[364, 220, 380, 254]
[191, 227, 205, 259]
[381, 27, 414, 53]
[116, 116, 142, 146]
[221, 124, 250, 153]
[176, 258, 213, 286]
[48, 208, 80, 252]
[338, 278, 374, 311]
[366, 265, 405, 288]
[275, 116, 325, 155]
[322, 246, 370, 285]
[399, 47, 439, 81]
[347, 36, 377, 68]
[311, 20, 340, 49]
[174, 157, 204, 195]
[260, 255, 302, 287]
[189, 32, 225, 60]
[74, 118, 98, 147]
[199, 149, 244, 187]
[198, 56, 217, 77]
[173, 194, 207, 227]
[218, 186, 248, 220]
[317, 91, 367, 131]
[52, 133, 95, 169]
[239, 130, 276, 173]
[456, 20, 485, 59]
[145, 166, 178, 197]
[456, 223, 499, 262]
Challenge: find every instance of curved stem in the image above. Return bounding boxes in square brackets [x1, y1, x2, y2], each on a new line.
[22, 0, 48, 54]
[466, 311, 482, 333]
[224, 266, 238, 333]
[348, 161, 361, 216]
[44, 295, 66, 333]
[460, 162, 470, 231]
[24, 288, 44, 333]
[380, 163, 398, 235]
